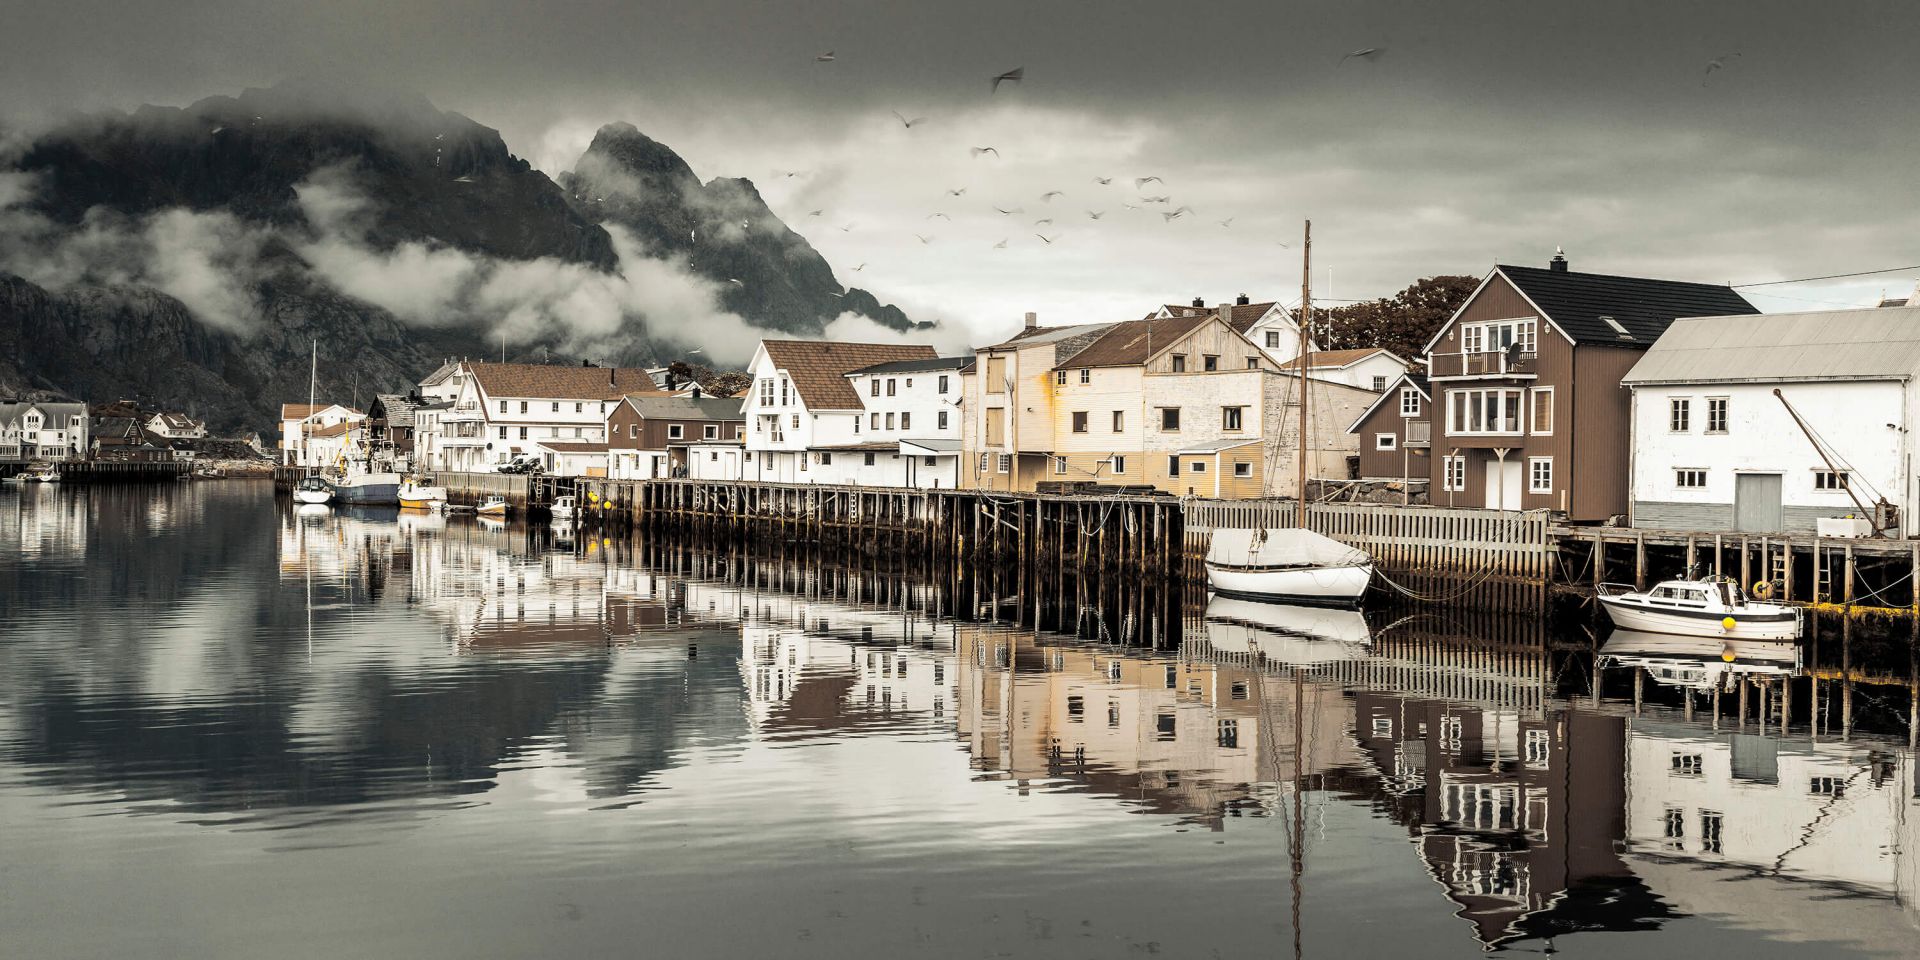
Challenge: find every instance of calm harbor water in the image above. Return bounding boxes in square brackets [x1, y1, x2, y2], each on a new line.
[2, 483, 1917, 958]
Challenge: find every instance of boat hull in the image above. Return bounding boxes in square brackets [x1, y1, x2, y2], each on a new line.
[293, 489, 333, 505]
[330, 474, 402, 505]
[1599, 596, 1801, 640]
[1205, 562, 1372, 607]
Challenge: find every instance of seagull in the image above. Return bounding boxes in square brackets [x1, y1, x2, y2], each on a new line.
[1035, 233, 1057, 245]
[946, 187, 968, 196]
[990, 67, 1024, 93]
[1086, 210, 1105, 220]
[890, 111, 927, 129]
[816, 51, 836, 62]
[828, 291, 846, 298]
[839, 223, 855, 232]
[851, 263, 867, 271]
[914, 234, 934, 244]
[1703, 52, 1741, 86]
[807, 209, 823, 217]
[1339, 47, 1382, 65]
[727, 278, 745, 285]
[1141, 195, 1170, 204]
[927, 212, 951, 220]
[1092, 176, 1113, 185]
[994, 206, 1023, 216]
[971, 146, 1000, 159]
[1134, 176, 1162, 188]
[1033, 218, 1053, 226]
[1121, 203, 1139, 211]
[1040, 190, 1064, 202]
[780, 170, 804, 179]
[1162, 207, 1192, 222]
[1217, 217, 1234, 228]
[993, 238, 1008, 249]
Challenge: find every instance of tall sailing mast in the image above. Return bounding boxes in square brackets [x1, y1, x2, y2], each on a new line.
[305, 339, 317, 475]
[1296, 221, 1312, 528]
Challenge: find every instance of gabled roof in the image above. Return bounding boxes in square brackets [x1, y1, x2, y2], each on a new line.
[1622, 306, 1920, 385]
[467, 362, 660, 400]
[847, 356, 975, 376]
[760, 340, 938, 410]
[620, 395, 746, 420]
[1346, 372, 1432, 434]
[981, 322, 1116, 350]
[1280, 348, 1404, 371]
[279, 403, 360, 421]
[1059, 314, 1213, 369]
[1494, 264, 1759, 345]
[369, 394, 420, 426]
[308, 421, 354, 439]
[1159, 301, 1280, 334]
[150, 412, 204, 431]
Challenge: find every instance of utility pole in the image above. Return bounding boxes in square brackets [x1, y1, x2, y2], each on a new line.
[1296, 220, 1312, 529]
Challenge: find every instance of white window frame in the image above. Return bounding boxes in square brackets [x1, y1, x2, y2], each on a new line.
[667, 423, 684, 440]
[1264, 330, 1280, 349]
[1706, 396, 1729, 434]
[1670, 397, 1691, 433]
[1442, 455, 1466, 492]
[1399, 388, 1420, 417]
[1233, 461, 1251, 478]
[1530, 386, 1554, 436]
[1675, 468, 1707, 489]
[1814, 469, 1850, 492]
[1446, 388, 1524, 436]
[997, 454, 1011, 474]
[1527, 456, 1552, 494]
[1375, 433, 1397, 451]
[1222, 406, 1244, 432]
[1053, 456, 1068, 475]
[703, 424, 719, 440]
[1110, 455, 1127, 475]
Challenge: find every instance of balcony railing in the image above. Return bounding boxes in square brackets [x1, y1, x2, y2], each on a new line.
[1405, 420, 1431, 447]
[1430, 350, 1537, 378]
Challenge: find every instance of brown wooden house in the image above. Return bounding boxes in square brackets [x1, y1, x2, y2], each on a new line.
[1422, 254, 1757, 521]
[1349, 372, 1431, 483]
[606, 394, 745, 479]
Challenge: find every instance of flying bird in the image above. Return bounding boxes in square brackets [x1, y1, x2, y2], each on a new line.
[1035, 234, 1057, 245]
[891, 111, 927, 129]
[1703, 52, 1741, 86]
[946, 187, 968, 196]
[1086, 210, 1105, 220]
[994, 206, 1023, 216]
[1339, 47, 1382, 65]
[839, 223, 855, 232]
[1162, 207, 1193, 222]
[851, 263, 867, 271]
[1216, 217, 1234, 228]
[816, 51, 836, 62]
[1092, 176, 1113, 185]
[1141, 195, 1170, 204]
[1040, 190, 1064, 202]
[971, 146, 1000, 158]
[727, 278, 745, 285]
[1134, 176, 1162, 188]
[914, 234, 934, 244]
[807, 209, 823, 217]
[1121, 203, 1139, 211]
[990, 67, 1024, 93]
[778, 170, 804, 178]
[1033, 218, 1053, 226]
[993, 238, 1008, 249]
[927, 212, 951, 220]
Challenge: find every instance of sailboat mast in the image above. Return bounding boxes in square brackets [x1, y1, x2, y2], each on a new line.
[1296, 221, 1312, 528]
[306, 339, 317, 472]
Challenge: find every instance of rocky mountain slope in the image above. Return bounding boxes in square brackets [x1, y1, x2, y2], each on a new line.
[0, 82, 915, 432]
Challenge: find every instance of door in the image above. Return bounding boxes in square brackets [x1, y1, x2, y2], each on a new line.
[1484, 457, 1523, 510]
[1735, 473, 1784, 532]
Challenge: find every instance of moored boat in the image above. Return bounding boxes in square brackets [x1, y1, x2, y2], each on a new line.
[24, 462, 59, 483]
[1204, 528, 1373, 607]
[398, 478, 448, 510]
[1598, 575, 1802, 640]
[328, 471, 402, 505]
[475, 496, 510, 518]
[549, 495, 576, 520]
[292, 475, 334, 505]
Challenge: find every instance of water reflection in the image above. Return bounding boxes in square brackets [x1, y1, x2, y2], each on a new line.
[2, 483, 1920, 958]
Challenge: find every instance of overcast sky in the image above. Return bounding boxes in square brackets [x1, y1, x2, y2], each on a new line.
[7, 0, 1920, 345]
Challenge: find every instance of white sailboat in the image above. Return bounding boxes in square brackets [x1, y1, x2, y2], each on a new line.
[293, 340, 334, 506]
[1205, 220, 1374, 606]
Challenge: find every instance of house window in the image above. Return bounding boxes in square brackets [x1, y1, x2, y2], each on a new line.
[1676, 468, 1707, 489]
[668, 424, 684, 440]
[1670, 398, 1691, 432]
[1372, 375, 1387, 391]
[1810, 776, 1844, 796]
[900, 412, 910, 430]
[871, 379, 881, 397]
[1217, 719, 1239, 749]
[1706, 397, 1728, 433]
[1376, 433, 1396, 451]
[937, 411, 948, 430]
[780, 378, 790, 404]
[1055, 370, 1067, 386]
[1170, 354, 1187, 372]
[518, 427, 528, 439]
[1528, 457, 1553, 494]
[1111, 411, 1124, 432]
[1167, 455, 1181, 477]
[1531, 387, 1554, 435]
[629, 424, 638, 439]
[1203, 355, 1218, 372]
[1222, 406, 1244, 431]
[499, 400, 507, 414]
[979, 453, 990, 472]
[1160, 408, 1180, 431]
[1700, 811, 1724, 854]
[1072, 411, 1089, 433]
[734, 426, 744, 439]
[574, 402, 583, 413]
[864, 452, 875, 466]
[1054, 456, 1068, 475]
[987, 357, 1007, 392]
[799, 453, 809, 471]
[519, 401, 528, 414]
[790, 414, 799, 428]
[985, 407, 1005, 446]
[703, 424, 718, 440]
[1400, 389, 1421, 416]
[819, 452, 831, 465]
[1110, 455, 1127, 474]
[1079, 368, 1091, 384]
[1234, 461, 1251, 478]
[886, 379, 897, 396]
[1265, 331, 1280, 349]
[760, 379, 773, 405]
[1442, 455, 1466, 492]
[551, 402, 559, 412]
[1190, 460, 1206, 474]
[1243, 357, 1258, 369]
[1524, 729, 1550, 765]
[871, 413, 880, 430]
[924, 456, 936, 466]
[1815, 470, 1850, 491]
[885, 413, 896, 430]
[1663, 806, 1685, 847]
[997, 454, 1011, 473]
[852, 416, 860, 434]
[1671, 752, 1704, 776]
[1447, 388, 1524, 435]
[904, 378, 912, 388]
[938, 375, 949, 393]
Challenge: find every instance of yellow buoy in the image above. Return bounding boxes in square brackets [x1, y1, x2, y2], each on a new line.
[1721, 616, 1737, 631]
[587, 491, 600, 503]
[1752, 580, 1771, 599]
[601, 500, 613, 510]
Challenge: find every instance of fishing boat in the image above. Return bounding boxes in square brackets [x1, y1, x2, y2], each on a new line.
[23, 462, 59, 483]
[1206, 527, 1374, 606]
[329, 470, 403, 506]
[1599, 629, 1799, 693]
[398, 478, 448, 510]
[475, 496, 510, 518]
[549, 494, 576, 520]
[292, 475, 334, 505]
[1202, 220, 1374, 607]
[1598, 575, 1802, 640]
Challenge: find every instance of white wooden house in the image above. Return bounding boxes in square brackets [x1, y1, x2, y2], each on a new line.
[1623, 306, 1920, 536]
[279, 403, 362, 467]
[740, 340, 938, 483]
[413, 361, 656, 471]
[0, 402, 90, 461]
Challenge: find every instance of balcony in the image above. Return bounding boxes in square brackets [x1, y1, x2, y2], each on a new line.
[1404, 420, 1431, 447]
[1430, 350, 1537, 379]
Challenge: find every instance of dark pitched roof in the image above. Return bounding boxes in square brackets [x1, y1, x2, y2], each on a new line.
[468, 362, 660, 400]
[1496, 264, 1759, 345]
[1160, 301, 1278, 334]
[1059, 315, 1212, 368]
[846, 356, 976, 376]
[1279, 348, 1399, 370]
[620, 395, 746, 420]
[760, 340, 938, 409]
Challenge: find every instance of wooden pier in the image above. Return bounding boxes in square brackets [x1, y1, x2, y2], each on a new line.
[52, 461, 191, 482]
[1557, 524, 1920, 617]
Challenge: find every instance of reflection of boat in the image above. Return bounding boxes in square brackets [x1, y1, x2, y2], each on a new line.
[398, 479, 447, 510]
[476, 496, 510, 517]
[328, 471, 402, 505]
[1202, 595, 1371, 663]
[1600, 628, 1799, 691]
[551, 519, 576, 544]
[1204, 528, 1372, 606]
[1598, 576, 1801, 640]
[476, 515, 507, 532]
[295, 503, 332, 520]
[293, 475, 333, 505]
[550, 495, 576, 520]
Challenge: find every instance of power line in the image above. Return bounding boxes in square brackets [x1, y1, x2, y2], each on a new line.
[1731, 264, 1920, 288]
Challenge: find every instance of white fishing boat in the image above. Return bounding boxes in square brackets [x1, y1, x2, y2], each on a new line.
[549, 495, 576, 520]
[24, 462, 59, 483]
[475, 496, 510, 518]
[1205, 527, 1374, 606]
[1201, 595, 1371, 663]
[398, 479, 448, 510]
[292, 475, 334, 505]
[1598, 576, 1802, 640]
[1599, 629, 1799, 692]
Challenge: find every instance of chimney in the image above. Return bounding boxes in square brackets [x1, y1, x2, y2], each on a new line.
[1550, 247, 1568, 273]
[1190, 296, 1205, 308]
[1235, 293, 1250, 306]
[1023, 311, 1037, 329]
[581, 358, 591, 366]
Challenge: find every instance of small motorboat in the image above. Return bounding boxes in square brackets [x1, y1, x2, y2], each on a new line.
[549, 495, 576, 520]
[1598, 575, 1802, 640]
[475, 496, 510, 518]
[1204, 527, 1373, 607]
[292, 475, 334, 505]
[24, 463, 59, 483]
[399, 479, 448, 510]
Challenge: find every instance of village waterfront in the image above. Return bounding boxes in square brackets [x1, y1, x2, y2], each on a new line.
[4, 481, 1920, 959]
